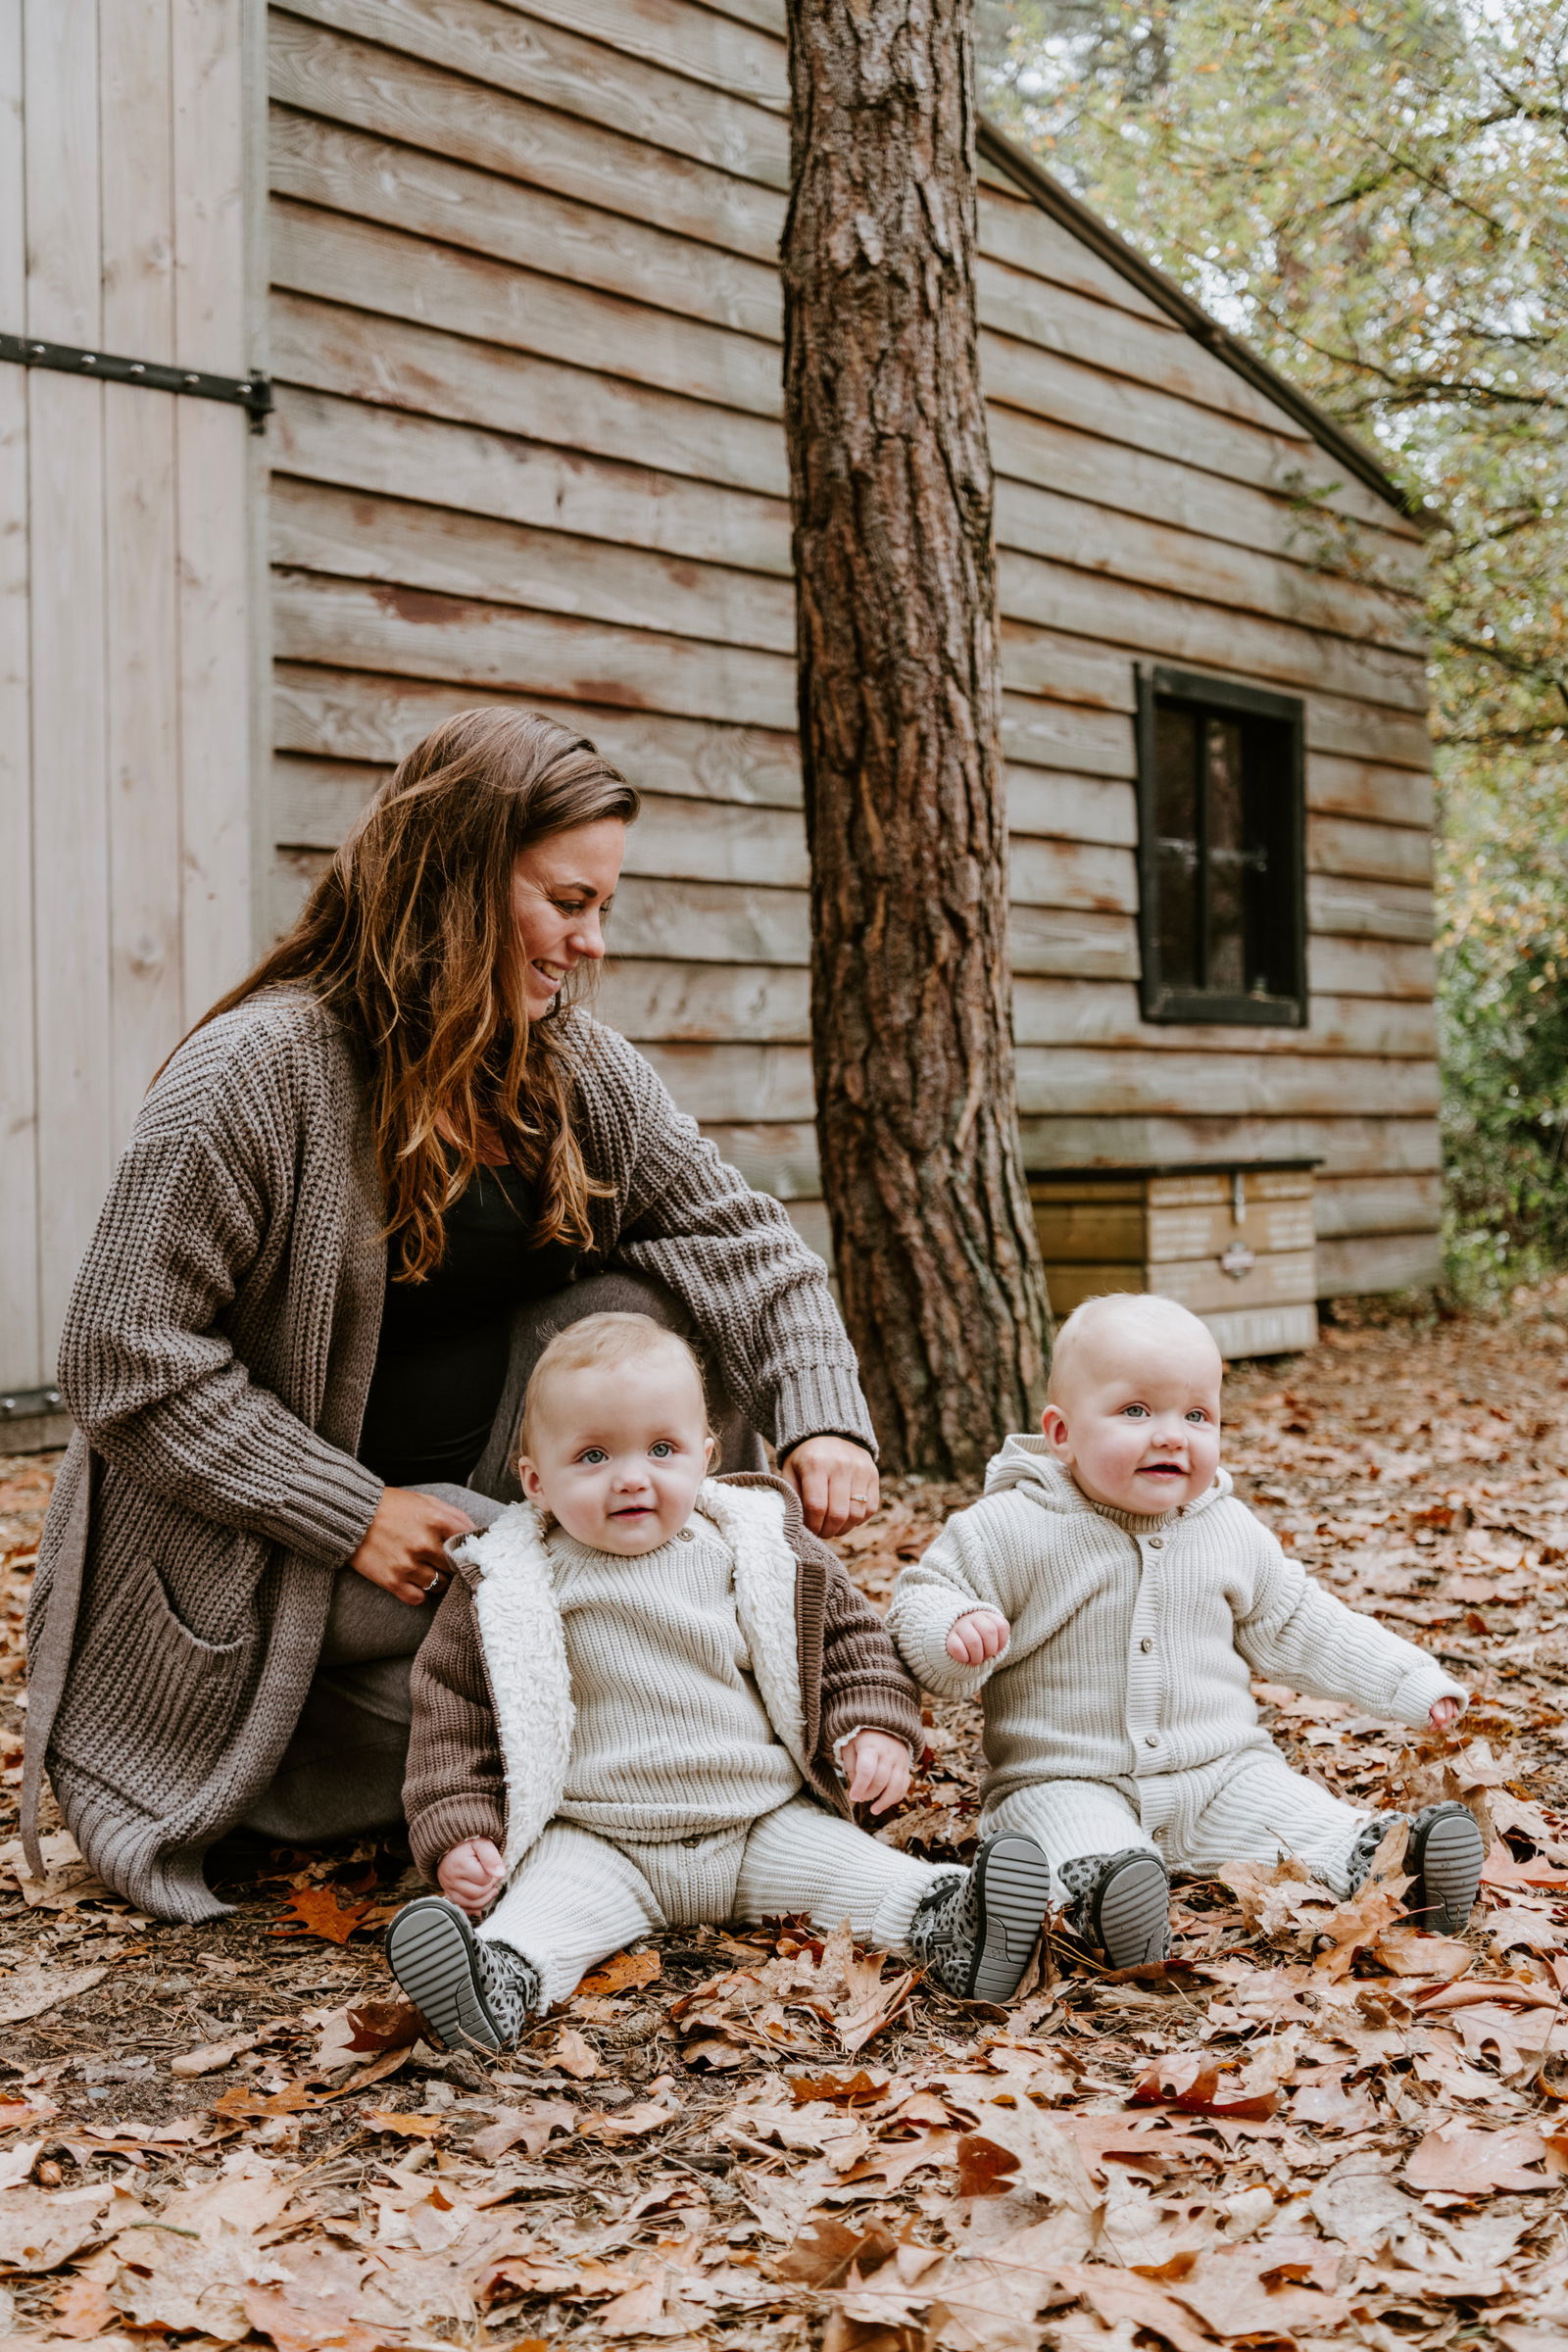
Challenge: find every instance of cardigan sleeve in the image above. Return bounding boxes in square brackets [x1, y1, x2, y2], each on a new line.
[887, 1503, 1017, 1699]
[577, 1021, 876, 1458]
[1232, 1519, 1467, 1729]
[813, 1544, 924, 1763]
[404, 1573, 509, 1883]
[55, 1023, 384, 1567]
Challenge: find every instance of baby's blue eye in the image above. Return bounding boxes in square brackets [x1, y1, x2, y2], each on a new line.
[649, 1440, 674, 1459]
[579, 1446, 608, 1465]
[1186, 1409, 1210, 1425]
[1121, 1403, 1150, 1419]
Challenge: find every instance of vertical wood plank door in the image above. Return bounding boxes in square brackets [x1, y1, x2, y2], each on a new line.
[0, 0, 260, 1401]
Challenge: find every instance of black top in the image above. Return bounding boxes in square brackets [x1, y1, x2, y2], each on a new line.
[358, 1163, 577, 1489]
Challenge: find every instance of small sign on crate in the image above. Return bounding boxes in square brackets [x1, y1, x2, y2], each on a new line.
[1029, 1161, 1319, 1359]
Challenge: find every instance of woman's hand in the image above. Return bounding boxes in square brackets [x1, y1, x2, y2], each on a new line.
[841, 1731, 911, 1816]
[947, 1609, 1010, 1666]
[350, 1488, 476, 1607]
[1429, 1694, 1465, 1733]
[438, 1838, 505, 1916]
[783, 1436, 879, 1541]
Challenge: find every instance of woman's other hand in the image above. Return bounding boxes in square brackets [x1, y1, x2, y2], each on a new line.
[437, 1838, 505, 1915]
[350, 1488, 476, 1606]
[841, 1730, 911, 1816]
[947, 1609, 1009, 1666]
[783, 1436, 879, 1540]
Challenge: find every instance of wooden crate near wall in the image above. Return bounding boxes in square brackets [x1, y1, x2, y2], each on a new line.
[1031, 1164, 1319, 1358]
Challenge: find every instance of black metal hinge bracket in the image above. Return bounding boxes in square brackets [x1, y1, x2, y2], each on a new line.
[0, 332, 271, 430]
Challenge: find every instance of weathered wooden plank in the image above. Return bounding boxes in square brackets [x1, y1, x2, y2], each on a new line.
[992, 405, 1424, 587]
[270, 475, 796, 652]
[25, 0, 113, 1352]
[173, 0, 254, 1020]
[1009, 906, 1140, 982]
[270, 294, 790, 497]
[271, 573, 799, 728]
[982, 330, 1365, 513]
[597, 956, 808, 1042]
[1015, 1049, 1440, 1119]
[999, 689, 1136, 777]
[1308, 812, 1432, 888]
[1314, 1171, 1444, 1241]
[1308, 935, 1435, 1004]
[998, 545, 1428, 715]
[638, 1040, 814, 1123]
[979, 253, 1309, 446]
[1317, 1230, 1442, 1297]
[104, 383, 184, 1143]
[1009, 838, 1137, 915]
[269, 12, 786, 263]
[1012, 978, 1437, 1061]
[1007, 769, 1138, 848]
[0, 0, 38, 1382]
[978, 178, 1170, 326]
[1307, 872, 1434, 945]
[611, 876, 806, 965]
[699, 1121, 818, 1200]
[1298, 691, 1432, 773]
[102, 0, 184, 1143]
[270, 106, 782, 345]
[487, 0, 786, 110]
[281, 0, 790, 187]
[1308, 752, 1434, 831]
[272, 200, 782, 418]
[274, 662, 803, 805]
[1019, 1113, 1442, 1178]
[997, 473, 1423, 658]
[272, 389, 792, 577]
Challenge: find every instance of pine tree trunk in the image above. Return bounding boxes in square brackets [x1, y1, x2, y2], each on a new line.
[781, 0, 1052, 1476]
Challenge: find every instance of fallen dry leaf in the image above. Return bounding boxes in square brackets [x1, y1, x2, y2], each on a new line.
[577, 1949, 662, 1996]
[468, 2100, 577, 2162]
[0, 1966, 107, 2028]
[552, 2025, 600, 2079]
[1404, 2121, 1561, 2192]
[170, 2031, 261, 2080]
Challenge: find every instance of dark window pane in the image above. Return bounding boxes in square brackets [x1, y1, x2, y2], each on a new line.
[1152, 704, 1200, 992]
[1203, 714, 1247, 995]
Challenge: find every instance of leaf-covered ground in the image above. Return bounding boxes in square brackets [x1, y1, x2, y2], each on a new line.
[3, 1292, 1568, 2350]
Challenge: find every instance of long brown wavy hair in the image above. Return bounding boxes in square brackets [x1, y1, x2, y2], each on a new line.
[191, 708, 640, 1280]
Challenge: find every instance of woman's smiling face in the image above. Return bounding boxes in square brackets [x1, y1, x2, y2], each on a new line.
[511, 818, 627, 1019]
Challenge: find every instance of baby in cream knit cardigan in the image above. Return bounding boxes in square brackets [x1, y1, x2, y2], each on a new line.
[888, 1294, 1484, 1971]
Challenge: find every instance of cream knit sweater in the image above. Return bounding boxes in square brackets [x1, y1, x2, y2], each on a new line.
[888, 1437, 1466, 1806]
[549, 1516, 801, 1840]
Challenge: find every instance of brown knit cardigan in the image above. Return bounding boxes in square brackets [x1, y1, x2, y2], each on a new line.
[404, 1473, 922, 1885]
[24, 989, 875, 1924]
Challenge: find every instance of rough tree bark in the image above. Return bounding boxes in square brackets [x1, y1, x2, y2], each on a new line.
[781, 0, 1052, 1476]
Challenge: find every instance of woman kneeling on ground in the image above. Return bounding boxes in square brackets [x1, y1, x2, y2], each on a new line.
[23, 709, 881, 1923]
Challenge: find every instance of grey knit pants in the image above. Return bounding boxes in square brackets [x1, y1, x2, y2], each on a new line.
[480, 1797, 947, 2007]
[241, 1270, 763, 1845]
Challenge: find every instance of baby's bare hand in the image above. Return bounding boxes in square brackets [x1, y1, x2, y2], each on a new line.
[842, 1731, 911, 1816]
[1429, 1694, 1464, 1732]
[437, 1838, 504, 1916]
[947, 1609, 1009, 1666]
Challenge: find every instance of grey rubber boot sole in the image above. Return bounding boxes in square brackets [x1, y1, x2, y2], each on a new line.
[967, 1832, 1054, 2002]
[385, 1894, 504, 2053]
[1407, 1804, 1484, 1935]
[1092, 1852, 1171, 1969]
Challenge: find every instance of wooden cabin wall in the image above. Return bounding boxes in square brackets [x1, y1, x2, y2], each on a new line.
[265, 0, 1440, 1298]
[0, 0, 260, 1414]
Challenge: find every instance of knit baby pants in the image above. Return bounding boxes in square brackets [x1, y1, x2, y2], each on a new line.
[984, 1748, 1372, 1903]
[478, 1795, 952, 2008]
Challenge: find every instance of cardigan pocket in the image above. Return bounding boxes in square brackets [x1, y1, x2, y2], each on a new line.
[50, 1546, 257, 1798]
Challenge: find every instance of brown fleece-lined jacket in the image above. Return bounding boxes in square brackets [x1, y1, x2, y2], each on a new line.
[404, 1473, 921, 1885]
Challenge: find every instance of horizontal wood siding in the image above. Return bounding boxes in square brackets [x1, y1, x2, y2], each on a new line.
[266, 0, 1439, 1302]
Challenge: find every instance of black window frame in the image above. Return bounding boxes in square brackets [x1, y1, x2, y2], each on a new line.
[1134, 663, 1308, 1029]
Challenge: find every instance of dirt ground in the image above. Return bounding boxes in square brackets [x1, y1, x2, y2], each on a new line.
[2, 1294, 1567, 2349]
